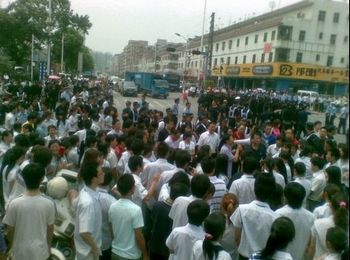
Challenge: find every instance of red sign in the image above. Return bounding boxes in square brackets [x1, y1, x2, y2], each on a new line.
[264, 43, 272, 53]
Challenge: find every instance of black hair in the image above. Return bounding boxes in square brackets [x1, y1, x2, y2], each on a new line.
[85, 135, 98, 148]
[215, 153, 228, 176]
[325, 166, 342, 189]
[1, 130, 12, 141]
[174, 149, 191, 168]
[32, 145, 53, 168]
[187, 200, 210, 226]
[117, 173, 135, 196]
[21, 163, 46, 190]
[14, 134, 30, 148]
[69, 135, 80, 147]
[294, 162, 306, 176]
[105, 134, 117, 145]
[311, 156, 324, 169]
[323, 183, 341, 200]
[1, 146, 25, 181]
[80, 161, 99, 186]
[191, 174, 211, 199]
[169, 171, 190, 188]
[156, 142, 169, 158]
[101, 167, 113, 187]
[130, 139, 144, 156]
[254, 172, 276, 202]
[284, 182, 306, 209]
[128, 155, 143, 172]
[268, 183, 284, 211]
[201, 156, 216, 175]
[326, 227, 349, 260]
[169, 183, 190, 201]
[273, 157, 288, 184]
[330, 192, 349, 231]
[328, 148, 340, 161]
[202, 212, 226, 260]
[243, 156, 260, 175]
[261, 217, 295, 258]
[48, 139, 60, 148]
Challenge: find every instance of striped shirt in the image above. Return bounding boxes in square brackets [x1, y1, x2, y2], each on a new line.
[208, 176, 227, 213]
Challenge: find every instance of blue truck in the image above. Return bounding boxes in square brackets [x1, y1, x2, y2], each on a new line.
[125, 72, 169, 98]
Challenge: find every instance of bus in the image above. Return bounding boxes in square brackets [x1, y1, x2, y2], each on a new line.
[161, 73, 181, 92]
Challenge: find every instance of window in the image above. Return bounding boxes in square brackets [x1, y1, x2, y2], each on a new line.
[344, 36, 348, 43]
[228, 40, 233, 49]
[319, 32, 323, 40]
[264, 32, 268, 42]
[215, 43, 219, 52]
[271, 30, 276, 41]
[261, 53, 265, 63]
[214, 58, 218, 66]
[296, 52, 303, 63]
[318, 10, 326, 22]
[220, 58, 224, 64]
[235, 56, 238, 64]
[330, 34, 337, 45]
[236, 39, 240, 47]
[268, 52, 273, 62]
[316, 54, 320, 62]
[245, 36, 249, 45]
[195, 61, 198, 67]
[243, 55, 246, 64]
[252, 54, 256, 63]
[333, 12, 340, 23]
[222, 41, 226, 51]
[327, 56, 333, 66]
[340, 57, 345, 64]
[227, 57, 231, 65]
[255, 35, 259, 43]
[299, 30, 306, 41]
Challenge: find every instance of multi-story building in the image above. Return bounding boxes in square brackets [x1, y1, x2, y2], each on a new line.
[177, 0, 349, 95]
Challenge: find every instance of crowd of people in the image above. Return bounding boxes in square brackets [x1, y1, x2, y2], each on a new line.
[0, 76, 348, 260]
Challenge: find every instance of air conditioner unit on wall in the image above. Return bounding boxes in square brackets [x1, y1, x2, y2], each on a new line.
[297, 12, 305, 18]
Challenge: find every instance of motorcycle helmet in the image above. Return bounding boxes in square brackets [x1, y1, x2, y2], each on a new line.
[47, 177, 69, 200]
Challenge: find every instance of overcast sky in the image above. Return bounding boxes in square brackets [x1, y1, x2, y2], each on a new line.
[2, 0, 304, 53]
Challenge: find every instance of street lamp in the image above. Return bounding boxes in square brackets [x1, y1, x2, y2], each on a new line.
[175, 33, 189, 83]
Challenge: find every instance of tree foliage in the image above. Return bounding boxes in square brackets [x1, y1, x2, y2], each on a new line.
[0, 0, 93, 73]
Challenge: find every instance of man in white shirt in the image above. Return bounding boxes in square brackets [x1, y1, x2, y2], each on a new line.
[166, 200, 210, 260]
[197, 121, 220, 154]
[293, 162, 311, 207]
[106, 134, 118, 176]
[107, 119, 123, 137]
[276, 182, 315, 260]
[74, 162, 104, 260]
[308, 157, 327, 211]
[164, 129, 181, 149]
[0, 130, 13, 165]
[44, 125, 60, 146]
[229, 156, 259, 204]
[4, 103, 16, 131]
[231, 173, 277, 258]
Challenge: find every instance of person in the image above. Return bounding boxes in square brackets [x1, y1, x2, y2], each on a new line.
[219, 134, 236, 180]
[308, 156, 326, 211]
[249, 217, 295, 260]
[276, 182, 315, 260]
[74, 161, 104, 260]
[321, 227, 348, 260]
[197, 121, 220, 155]
[191, 212, 232, 260]
[97, 167, 117, 260]
[308, 192, 348, 259]
[337, 103, 348, 135]
[229, 156, 259, 204]
[292, 161, 311, 207]
[230, 172, 277, 259]
[3, 163, 56, 260]
[166, 200, 210, 260]
[313, 184, 341, 220]
[109, 174, 149, 260]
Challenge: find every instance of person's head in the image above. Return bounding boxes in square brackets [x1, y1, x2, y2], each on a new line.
[284, 182, 306, 209]
[69, 134, 80, 148]
[311, 156, 324, 172]
[187, 200, 210, 226]
[322, 183, 341, 202]
[80, 161, 104, 187]
[190, 174, 211, 199]
[106, 134, 117, 148]
[100, 167, 113, 187]
[326, 227, 349, 258]
[208, 122, 216, 134]
[48, 140, 60, 156]
[261, 217, 295, 258]
[156, 142, 169, 158]
[1, 130, 13, 144]
[174, 149, 191, 169]
[338, 143, 349, 160]
[32, 145, 53, 168]
[202, 212, 227, 260]
[21, 163, 46, 190]
[325, 166, 342, 188]
[117, 173, 135, 196]
[215, 153, 228, 175]
[330, 192, 349, 231]
[242, 156, 260, 175]
[128, 155, 143, 174]
[14, 134, 30, 149]
[284, 128, 295, 140]
[294, 162, 306, 177]
[250, 131, 262, 146]
[326, 148, 340, 163]
[319, 126, 328, 139]
[169, 183, 190, 201]
[47, 125, 57, 136]
[314, 121, 322, 132]
[201, 156, 216, 175]
[254, 172, 276, 202]
[305, 122, 314, 133]
[220, 193, 239, 217]
[85, 135, 98, 149]
[275, 135, 285, 148]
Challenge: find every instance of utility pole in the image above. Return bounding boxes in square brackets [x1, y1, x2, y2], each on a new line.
[31, 34, 34, 82]
[60, 33, 64, 72]
[47, 0, 52, 76]
[207, 12, 215, 78]
[198, 0, 207, 82]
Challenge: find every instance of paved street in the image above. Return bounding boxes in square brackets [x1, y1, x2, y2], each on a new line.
[113, 90, 347, 144]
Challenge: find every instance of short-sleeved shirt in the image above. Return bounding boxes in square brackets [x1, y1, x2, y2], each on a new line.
[169, 195, 199, 229]
[191, 240, 232, 260]
[209, 176, 227, 213]
[74, 186, 102, 259]
[230, 200, 277, 257]
[229, 174, 255, 204]
[3, 194, 56, 260]
[311, 216, 335, 259]
[109, 198, 144, 259]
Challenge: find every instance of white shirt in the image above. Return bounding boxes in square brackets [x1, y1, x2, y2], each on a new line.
[169, 195, 198, 229]
[106, 148, 118, 169]
[293, 176, 311, 208]
[230, 200, 277, 257]
[74, 186, 102, 259]
[295, 156, 313, 180]
[4, 112, 15, 130]
[117, 150, 131, 174]
[191, 240, 232, 260]
[229, 174, 255, 204]
[267, 143, 281, 157]
[209, 175, 227, 213]
[141, 158, 176, 189]
[164, 135, 181, 149]
[2, 165, 20, 208]
[178, 140, 196, 155]
[309, 170, 326, 201]
[272, 170, 286, 189]
[68, 114, 79, 132]
[313, 203, 332, 220]
[197, 131, 220, 154]
[132, 174, 148, 207]
[156, 167, 187, 194]
[166, 223, 205, 260]
[276, 205, 315, 260]
[311, 216, 335, 259]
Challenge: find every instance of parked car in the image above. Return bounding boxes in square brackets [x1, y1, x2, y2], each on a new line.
[120, 80, 138, 97]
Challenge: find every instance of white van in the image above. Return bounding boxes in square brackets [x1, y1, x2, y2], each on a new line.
[297, 90, 319, 103]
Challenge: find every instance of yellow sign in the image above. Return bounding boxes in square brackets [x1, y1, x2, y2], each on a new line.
[212, 62, 349, 84]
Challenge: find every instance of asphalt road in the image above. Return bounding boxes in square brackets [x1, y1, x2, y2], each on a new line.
[113, 90, 347, 144]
